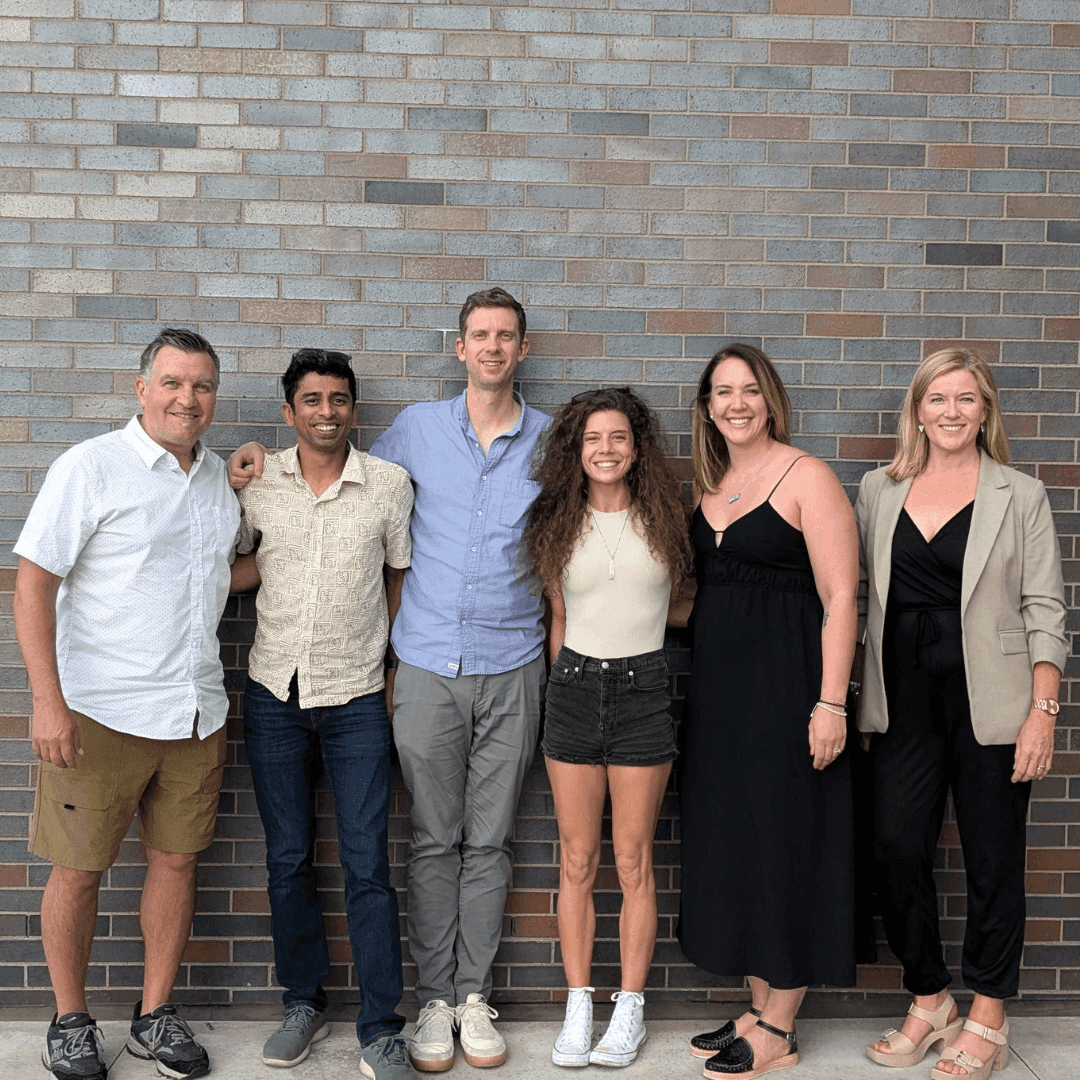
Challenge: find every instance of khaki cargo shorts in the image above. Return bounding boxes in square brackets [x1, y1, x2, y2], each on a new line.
[29, 711, 226, 872]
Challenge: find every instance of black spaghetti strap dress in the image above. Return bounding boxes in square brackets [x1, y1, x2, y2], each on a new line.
[678, 463, 856, 989]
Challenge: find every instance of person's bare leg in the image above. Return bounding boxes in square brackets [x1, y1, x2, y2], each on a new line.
[606, 763, 670, 992]
[870, 987, 955, 1056]
[41, 864, 103, 1015]
[547, 759, 608, 987]
[933, 993, 1005, 1076]
[738, 984, 805, 1067]
[140, 846, 198, 1013]
[730, 975, 771, 1038]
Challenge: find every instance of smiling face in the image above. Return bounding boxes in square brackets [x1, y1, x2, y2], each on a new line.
[580, 409, 636, 497]
[707, 355, 772, 450]
[917, 367, 988, 459]
[455, 304, 529, 393]
[283, 372, 357, 457]
[135, 345, 217, 463]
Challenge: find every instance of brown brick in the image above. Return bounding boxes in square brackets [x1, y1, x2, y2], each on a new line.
[607, 187, 684, 210]
[0, 170, 30, 193]
[0, 568, 17, 590]
[0, 716, 27, 737]
[893, 70, 971, 95]
[324, 914, 349, 937]
[446, 133, 527, 158]
[505, 892, 551, 915]
[1029, 848, 1080, 871]
[647, 312, 726, 335]
[924, 340, 1001, 362]
[806, 314, 882, 338]
[283, 227, 366, 251]
[1040, 465, 1080, 487]
[244, 51, 324, 76]
[1054, 24, 1080, 47]
[1054, 752, 1079, 775]
[839, 437, 896, 460]
[1003, 414, 1037, 437]
[1025, 920, 1063, 942]
[1026, 872, 1062, 895]
[407, 206, 488, 232]
[689, 189, 764, 212]
[158, 199, 240, 224]
[513, 915, 558, 938]
[529, 332, 604, 357]
[445, 32, 524, 57]
[847, 193, 926, 216]
[572, 162, 650, 186]
[926, 145, 1006, 170]
[241, 300, 323, 326]
[181, 940, 229, 963]
[807, 266, 884, 289]
[326, 154, 408, 179]
[772, 0, 849, 11]
[404, 257, 485, 281]
[0, 865, 27, 887]
[770, 42, 848, 66]
[1047, 319, 1080, 341]
[159, 48, 241, 73]
[1011, 98, 1079, 121]
[895, 19, 973, 44]
[684, 239, 763, 262]
[567, 260, 644, 285]
[0, 419, 28, 442]
[328, 940, 353, 963]
[730, 116, 810, 141]
[856, 964, 902, 990]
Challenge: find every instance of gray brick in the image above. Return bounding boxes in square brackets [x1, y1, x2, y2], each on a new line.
[891, 219, 967, 241]
[242, 103, 324, 127]
[811, 166, 889, 189]
[247, 153, 325, 176]
[283, 27, 365, 51]
[408, 108, 486, 132]
[848, 45, 927, 67]
[848, 241, 923, 265]
[116, 123, 197, 148]
[849, 144, 925, 167]
[75, 297, 156, 320]
[363, 231, 442, 255]
[527, 185, 602, 209]
[688, 140, 765, 163]
[1010, 148, 1080, 171]
[76, 97, 156, 122]
[82, 0, 158, 15]
[1049, 221, 1080, 244]
[974, 72, 1050, 96]
[927, 194, 1003, 218]
[116, 22, 196, 46]
[366, 181, 444, 206]
[325, 106, 404, 130]
[734, 66, 811, 90]
[766, 240, 844, 263]
[0, 246, 70, 269]
[36, 222, 112, 244]
[770, 93, 847, 117]
[200, 177, 279, 200]
[606, 336, 682, 358]
[930, 96, 1005, 120]
[732, 215, 807, 238]
[812, 118, 890, 142]
[892, 169, 968, 192]
[568, 310, 645, 333]
[972, 122, 1048, 145]
[725, 312, 805, 336]
[851, 95, 926, 118]
[526, 236, 603, 258]
[448, 84, 524, 108]
[693, 40, 769, 65]
[527, 135, 604, 160]
[812, 68, 891, 92]
[976, 21, 1048, 45]
[971, 171, 1046, 194]
[0, 43, 73, 67]
[935, 0, 1007, 14]
[34, 20, 112, 44]
[609, 88, 689, 113]
[117, 224, 198, 248]
[200, 24, 279, 49]
[689, 89, 768, 114]
[811, 216, 887, 240]
[365, 132, 444, 155]
[0, 95, 71, 120]
[571, 112, 649, 136]
[79, 147, 159, 171]
[1006, 244, 1080, 268]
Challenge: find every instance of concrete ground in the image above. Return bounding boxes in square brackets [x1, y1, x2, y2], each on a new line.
[2, 1015, 1077, 1080]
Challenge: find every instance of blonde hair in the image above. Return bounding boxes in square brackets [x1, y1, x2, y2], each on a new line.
[692, 343, 792, 494]
[887, 348, 1010, 481]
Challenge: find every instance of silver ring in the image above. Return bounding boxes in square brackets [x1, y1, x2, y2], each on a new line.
[1036, 765, 1046, 771]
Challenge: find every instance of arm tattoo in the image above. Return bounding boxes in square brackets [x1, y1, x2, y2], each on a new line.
[822, 610, 829, 627]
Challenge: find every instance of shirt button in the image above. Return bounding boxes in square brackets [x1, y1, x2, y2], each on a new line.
[601, 661, 609, 669]
[482, 475, 487, 480]
[471, 546, 477, 552]
[466, 584, 472, 589]
[461, 620, 466, 625]
[477, 510, 482, 516]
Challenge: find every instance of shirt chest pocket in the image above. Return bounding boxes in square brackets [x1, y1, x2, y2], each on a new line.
[498, 480, 540, 530]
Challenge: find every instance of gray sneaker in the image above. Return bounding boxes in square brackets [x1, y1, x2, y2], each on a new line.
[361, 1034, 419, 1079]
[42, 1012, 107, 1080]
[262, 1002, 330, 1067]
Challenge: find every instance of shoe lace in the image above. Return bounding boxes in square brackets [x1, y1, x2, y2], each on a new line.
[370, 1036, 410, 1067]
[457, 997, 499, 1037]
[144, 1009, 198, 1050]
[415, 1000, 455, 1039]
[280, 1003, 319, 1032]
[564, 988, 594, 1028]
[600, 992, 641, 1047]
[58, 1024, 103, 1061]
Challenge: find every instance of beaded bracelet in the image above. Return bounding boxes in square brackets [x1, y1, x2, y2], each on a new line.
[813, 700, 847, 718]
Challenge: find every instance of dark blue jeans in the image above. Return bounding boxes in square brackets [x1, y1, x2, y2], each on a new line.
[243, 678, 404, 1046]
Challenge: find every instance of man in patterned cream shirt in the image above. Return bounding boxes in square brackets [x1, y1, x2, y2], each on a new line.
[230, 349, 416, 1079]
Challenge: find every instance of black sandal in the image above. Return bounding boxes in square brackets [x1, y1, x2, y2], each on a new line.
[690, 1007, 762, 1058]
[703, 1018, 799, 1078]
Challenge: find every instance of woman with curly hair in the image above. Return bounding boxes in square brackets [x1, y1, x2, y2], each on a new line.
[524, 387, 691, 1069]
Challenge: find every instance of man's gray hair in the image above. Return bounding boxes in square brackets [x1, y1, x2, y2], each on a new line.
[139, 328, 220, 384]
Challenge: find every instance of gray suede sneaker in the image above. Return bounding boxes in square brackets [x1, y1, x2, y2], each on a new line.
[126, 1001, 209, 1079]
[360, 1034, 419, 1079]
[42, 1012, 107, 1080]
[262, 1002, 330, 1067]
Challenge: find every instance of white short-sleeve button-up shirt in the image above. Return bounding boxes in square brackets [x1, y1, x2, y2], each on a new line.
[14, 415, 240, 741]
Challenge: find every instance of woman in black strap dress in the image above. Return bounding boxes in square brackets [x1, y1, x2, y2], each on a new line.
[675, 345, 859, 1079]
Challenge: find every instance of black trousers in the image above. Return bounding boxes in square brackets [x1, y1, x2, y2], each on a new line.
[872, 610, 1031, 1000]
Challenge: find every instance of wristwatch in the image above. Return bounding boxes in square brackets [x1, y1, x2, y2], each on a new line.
[1032, 698, 1059, 716]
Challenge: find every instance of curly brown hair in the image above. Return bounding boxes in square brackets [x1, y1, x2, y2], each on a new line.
[525, 387, 692, 590]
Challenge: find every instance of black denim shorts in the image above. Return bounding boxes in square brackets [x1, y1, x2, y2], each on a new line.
[541, 645, 676, 767]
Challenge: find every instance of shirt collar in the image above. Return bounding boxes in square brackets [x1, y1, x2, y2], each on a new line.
[453, 389, 527, 440]
[277, 442, 366, 487]
[124, 414, 206, 471]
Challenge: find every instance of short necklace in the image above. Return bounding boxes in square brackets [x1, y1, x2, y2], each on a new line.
[590, 508, 629, 580]
[724, 443, 774, 505]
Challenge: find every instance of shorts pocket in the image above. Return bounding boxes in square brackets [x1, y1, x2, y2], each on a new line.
[628, 663, 668, 693]
[40, 762, 115, 811]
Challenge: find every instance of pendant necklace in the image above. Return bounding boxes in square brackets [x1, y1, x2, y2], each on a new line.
[590, 508, 629, 580]
[724, 443, 774, 505]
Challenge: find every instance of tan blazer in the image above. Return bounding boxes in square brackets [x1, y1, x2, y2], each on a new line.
[855, 454, 1067, 745]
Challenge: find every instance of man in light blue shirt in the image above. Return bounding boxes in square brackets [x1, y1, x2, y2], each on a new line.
[370, 288, 547, 1072]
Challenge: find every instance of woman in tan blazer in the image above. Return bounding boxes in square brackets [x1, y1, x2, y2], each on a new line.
[856, 349, 1066, 1080]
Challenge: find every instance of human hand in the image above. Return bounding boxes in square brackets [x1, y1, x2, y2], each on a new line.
[227, 442, 266, 489]
[384, 667, 396, 724]
[31, 700, 83, 768]
[1012, 706, 1055, 783]
[859, 731, 872, 753]
[808, 705, 846, 771]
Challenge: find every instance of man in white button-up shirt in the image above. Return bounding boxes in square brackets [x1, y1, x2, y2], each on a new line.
[14, 328, 239, 1080]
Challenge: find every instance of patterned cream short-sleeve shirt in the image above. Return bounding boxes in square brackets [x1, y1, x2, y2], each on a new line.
[237, 444, 413, 708]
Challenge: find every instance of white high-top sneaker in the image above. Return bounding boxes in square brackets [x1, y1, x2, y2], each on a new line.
[589, 990, 647, 1068]
[552, 986, 595, 1067]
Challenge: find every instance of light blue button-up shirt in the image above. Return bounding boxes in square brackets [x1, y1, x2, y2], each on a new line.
[369, 390, 548, 677]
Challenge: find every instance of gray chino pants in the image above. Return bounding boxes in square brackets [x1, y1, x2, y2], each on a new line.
[393, 654, 544, 1007]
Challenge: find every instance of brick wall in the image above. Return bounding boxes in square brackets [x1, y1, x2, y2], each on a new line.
[1, 1, 1078, 1011]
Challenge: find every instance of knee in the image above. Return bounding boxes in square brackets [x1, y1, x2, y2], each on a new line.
[48, 864, 103, 897]
[145, 847, 199, 876]
[613, 850, 652, 894]
[560, 847, 600, 889]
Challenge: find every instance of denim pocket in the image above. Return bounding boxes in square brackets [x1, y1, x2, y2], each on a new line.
[548, 658, 577, 686]
[628, 663, 668, 692]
